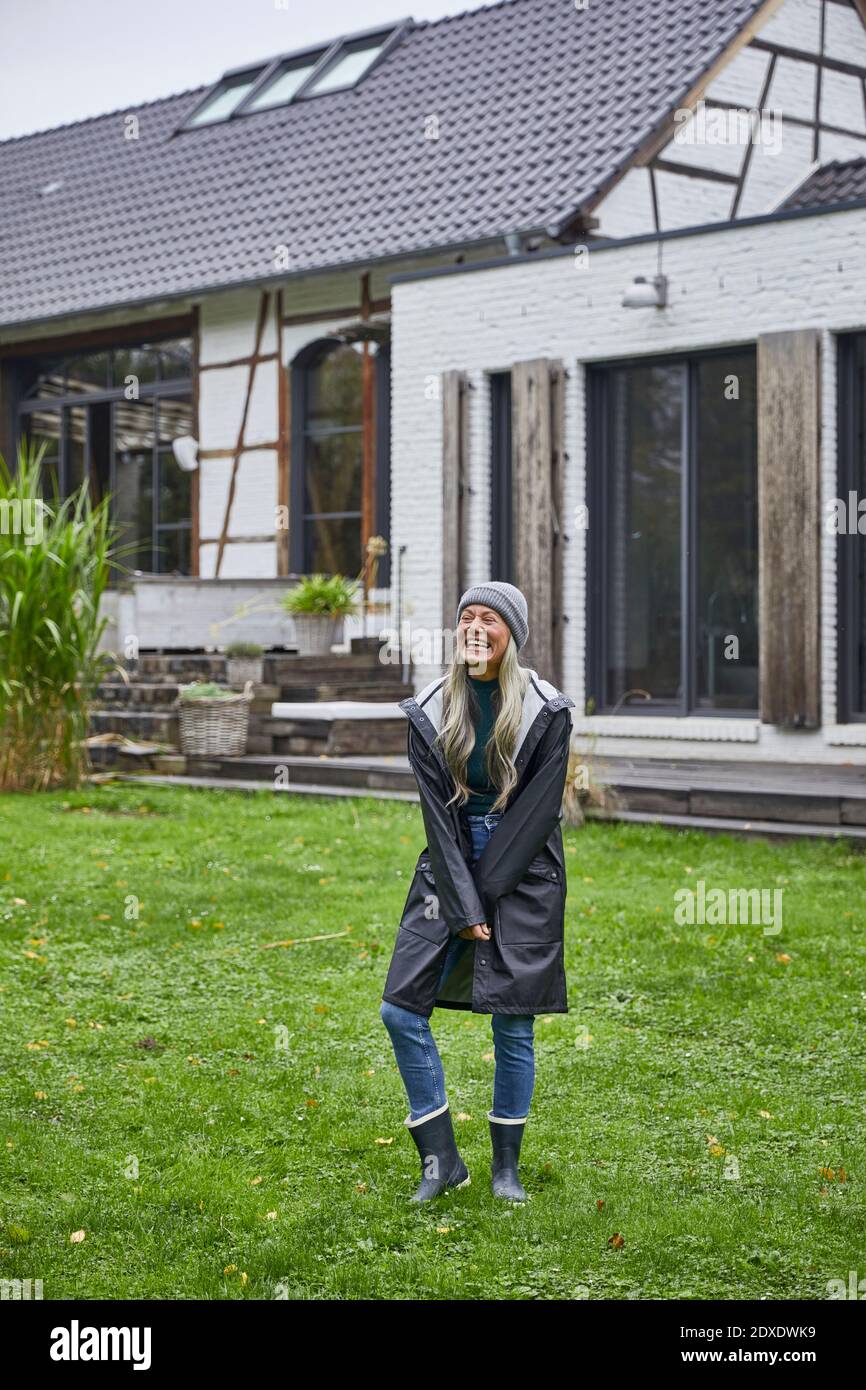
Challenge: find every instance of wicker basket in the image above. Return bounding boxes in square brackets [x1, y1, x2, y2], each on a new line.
[177, 682, 253, 757]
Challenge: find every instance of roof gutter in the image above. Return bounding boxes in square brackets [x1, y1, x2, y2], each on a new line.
[0, 229, 517, 339]
[389, 194, 866, 286]
[3, 191, 864, 338]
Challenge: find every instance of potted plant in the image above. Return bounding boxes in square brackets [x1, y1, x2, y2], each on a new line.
[280, 573, 360, 656]
[176, 680, 253, 758]
[225, 641, 265, 688]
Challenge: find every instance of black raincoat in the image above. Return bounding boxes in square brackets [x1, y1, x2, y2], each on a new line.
[381, 669, 575, 1017]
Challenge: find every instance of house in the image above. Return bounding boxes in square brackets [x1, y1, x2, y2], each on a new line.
[2, 0, 866, 768]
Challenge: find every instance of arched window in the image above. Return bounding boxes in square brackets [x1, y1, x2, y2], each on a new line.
[290, 335, 390, 583]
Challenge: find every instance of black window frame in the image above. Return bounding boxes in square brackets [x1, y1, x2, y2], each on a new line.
[837, 330, 866, 723]
[15, 337, 194, 577]
[290, 335, 391, 586]
[587, 343, 759, 719]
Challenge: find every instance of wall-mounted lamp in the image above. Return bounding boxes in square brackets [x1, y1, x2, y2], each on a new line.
[621, 273, 668, 309]
[171, 435, 199, 472]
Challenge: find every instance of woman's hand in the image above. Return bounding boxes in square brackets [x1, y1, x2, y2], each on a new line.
[458, 922, 491, 941]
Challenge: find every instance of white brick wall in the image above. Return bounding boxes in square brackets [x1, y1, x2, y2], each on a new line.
[390, 203, 866, 765]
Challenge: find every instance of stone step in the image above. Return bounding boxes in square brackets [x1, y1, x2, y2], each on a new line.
[349, 635, 385, 655]
[96, 680, 280, 708]
[87, 742, 184, 773]
[137, 653, 228, 680]
[276, 679, 412, 702]
[183, 753, 414, 792]
[597, 760, 866, 826]
[88, 708, 179, 742]
[97, 773, 866, 839]
[585, 807, 866, 842]
[267, 652, 388, 680]
[96, 682, 184, 707]
[111, 772, 419, 802]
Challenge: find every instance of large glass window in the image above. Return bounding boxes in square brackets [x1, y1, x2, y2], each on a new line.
[838, 333, 866, 721]
[588, 348, 758, 714]
[16, 337, 193, 575]
[291, 337, 390, 582]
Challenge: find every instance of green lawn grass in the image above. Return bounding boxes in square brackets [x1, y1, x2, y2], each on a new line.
[0, 783, 864, 1300]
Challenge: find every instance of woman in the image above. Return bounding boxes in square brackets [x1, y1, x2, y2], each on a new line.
[380, 581, 575, 1205]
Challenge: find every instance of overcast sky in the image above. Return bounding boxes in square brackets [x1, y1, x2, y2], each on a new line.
[0, 0, 493, 140]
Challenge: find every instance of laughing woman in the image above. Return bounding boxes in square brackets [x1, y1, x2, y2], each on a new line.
[380, 581, 575, 1204]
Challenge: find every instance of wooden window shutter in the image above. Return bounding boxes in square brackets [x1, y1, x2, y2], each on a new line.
[757, 329, 822, 728]
[441, 369, 469, 633]
[511, 358, 565, 687]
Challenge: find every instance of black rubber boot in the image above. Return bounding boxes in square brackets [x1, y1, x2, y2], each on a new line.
[404, 1103, 471, 1203]
[488, 1112, 528, 1202]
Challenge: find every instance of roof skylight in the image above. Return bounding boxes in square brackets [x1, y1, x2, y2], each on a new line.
[178, 21, 408, 133]
[186, 69, 263, 127]
[244, 55, 325, 112]
[303, 35, 391, 96]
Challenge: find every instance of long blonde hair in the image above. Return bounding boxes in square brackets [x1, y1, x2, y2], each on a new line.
[436, 635, 530, 813]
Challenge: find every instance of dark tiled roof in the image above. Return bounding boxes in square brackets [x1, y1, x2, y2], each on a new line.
[781, 157, 866, 212]
[0, 0, 767, 330]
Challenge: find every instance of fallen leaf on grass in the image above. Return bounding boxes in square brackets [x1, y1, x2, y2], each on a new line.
[260, 929, 351, 949]
[70, 1230, 86, 1244]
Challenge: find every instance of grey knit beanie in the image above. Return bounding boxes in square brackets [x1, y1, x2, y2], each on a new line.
[456, 581, 529, 651]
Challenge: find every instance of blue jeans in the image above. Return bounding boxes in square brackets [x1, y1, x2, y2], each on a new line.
[380, 810, 535, 1122]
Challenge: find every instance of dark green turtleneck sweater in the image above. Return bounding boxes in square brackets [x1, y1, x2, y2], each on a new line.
[465, 674, 500, 814]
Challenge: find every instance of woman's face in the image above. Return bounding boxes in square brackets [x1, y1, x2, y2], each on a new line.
[458, 604, 511, 673]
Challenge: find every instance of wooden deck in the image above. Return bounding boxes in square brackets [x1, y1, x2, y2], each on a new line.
[114, 752, 866, 842]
